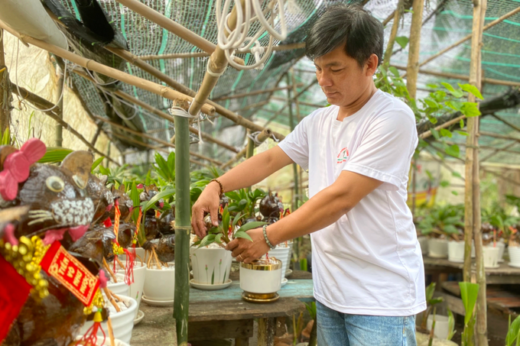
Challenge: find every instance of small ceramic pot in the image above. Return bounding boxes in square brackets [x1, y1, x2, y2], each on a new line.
[448, 241, 465, 263]
[483, 246, 500, 268]
[240, 258, 282, 294]
[143, 263, 175, 301]
[495, 241, 505, 262]
[428, 238, 448, 258]
[268, 241, 293, 281]
[116, 261, 147, 316]
[80, 296, 137, 344]
[509, 246, 520, 266]
[418, 236, 429, 255]
[190, 247, 232, 285]
[427, 314, 450, 340]
[108, 273, 130, 297]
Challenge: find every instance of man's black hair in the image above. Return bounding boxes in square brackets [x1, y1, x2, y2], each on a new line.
[305, 4, 384, 67]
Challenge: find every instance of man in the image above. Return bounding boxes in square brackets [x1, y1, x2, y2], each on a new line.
[192, 4, 425, 345]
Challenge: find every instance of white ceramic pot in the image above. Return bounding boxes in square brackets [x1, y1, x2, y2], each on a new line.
[509, 246, 520, 266]
[108, 273, 130, 297]
[143, 263, 175, 301]
[116, 261, 146, 316]
[240, 259, 282, 294]
[448, 241, 465, 263]
[483, 246, 500, 268]
[80, 296, 137, 344]
[428, 238, 448, 258]
[418, 236, 429, 255]
[427, 314, 450, 340]
[268, 241, 292, 281]
[495, 241, 505, 262]
[75, 337, 129, 346]
[190, 247, 232, 285]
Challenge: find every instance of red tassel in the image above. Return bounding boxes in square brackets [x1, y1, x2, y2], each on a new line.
[103, 218, 112, 228]
[123, 248, 135, 285]
[77, 311, 106, 346]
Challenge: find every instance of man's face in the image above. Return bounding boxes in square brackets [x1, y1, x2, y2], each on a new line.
[314, 43, 376, 107]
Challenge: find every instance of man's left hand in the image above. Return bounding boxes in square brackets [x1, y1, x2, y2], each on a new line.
[226, 227, 270, 264]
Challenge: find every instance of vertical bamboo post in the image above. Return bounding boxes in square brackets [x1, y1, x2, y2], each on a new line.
[290, 69, 304, 208]
[55, 64, 64, 147]
[406, 0, 425, 98]
[173, 102, 191, 346]
[383, 0, 405, 65]
[286, 73, 299, 211]
[0, 28, 10, 133]
[467, 0, 487, 344]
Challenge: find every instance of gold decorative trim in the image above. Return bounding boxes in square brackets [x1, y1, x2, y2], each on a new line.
[240, 258, 281, 271]
[242, 291, 279, 303]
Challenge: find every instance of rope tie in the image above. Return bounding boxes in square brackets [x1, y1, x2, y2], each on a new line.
[169, 106, 204, 144]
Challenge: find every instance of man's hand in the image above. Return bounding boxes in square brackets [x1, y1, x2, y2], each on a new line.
[226, 228, 269, 264]
[191, 182, 220, 239]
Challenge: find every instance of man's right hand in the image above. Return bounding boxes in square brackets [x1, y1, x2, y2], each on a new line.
[191, 181, 221, 239]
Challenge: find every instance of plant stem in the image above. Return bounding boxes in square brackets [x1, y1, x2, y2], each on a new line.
[173, 113, 190, 346]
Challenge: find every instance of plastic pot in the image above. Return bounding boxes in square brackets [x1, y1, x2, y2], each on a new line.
[418, 236, 429, 255]
[428, 238, 448, 258]
[483, 246, 500, 268]
[509, 246, 520, 266]
[143, 263, 175, 301]
[427, 314, 450, 340]
[268, 241, 292, 282]
[116, 261, 146, 316]
[448, 241, 464, 263]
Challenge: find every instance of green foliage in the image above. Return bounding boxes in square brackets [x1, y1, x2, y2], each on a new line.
[38, 147, 73, 163]
[305, 301, 317, 320]
[96, 164, 131, 186]
[420, 283, 444, 330]
[0, 127, 13, 145]
[447, 309, 456, 341]
[154, 152, 175, 184]
[226, 188, 267, 218]
[418, 204, 464, 239]
[141, 188, 175, 212]
[395, 36, 409, 49]
[91, 157, 104, 173]
[506, 315, 520, 346]
[459, 282, 479, 346]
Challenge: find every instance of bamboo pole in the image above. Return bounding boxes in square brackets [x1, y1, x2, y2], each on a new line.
[221, 129, 272, 169]
[465, 1, 487, 345]
[480, 141, 518, 162]
[406, 0, 425, 99]
[94, 115, 223, 166]
[188, 1, 242, 117]
[480, 131, 520, 142]
[212, 84, 303, 101]
[11, 83, 119, 165]
[418, 5, 520, 68]
[391, 65, 520, 87]
[71, 68, 238, 154]
[0, 20, 216, 116]
[0, 28, 10, 133]
[419, 115, 466, 139]
[138, 43, 306, 60]
[286, 73, 299, 211]
[54, 63, 64, 147]
[491, 113, 520, 133]
[383, 0, 405, 65]
[290, 69, 304, 211]
[173, 101, 191, 346]
[239, 101, 270, 112]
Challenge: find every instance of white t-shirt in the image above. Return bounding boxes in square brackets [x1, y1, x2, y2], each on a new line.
[278, 89, 426, 316]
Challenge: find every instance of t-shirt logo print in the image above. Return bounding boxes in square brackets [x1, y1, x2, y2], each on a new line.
[337, 147, 349, 164]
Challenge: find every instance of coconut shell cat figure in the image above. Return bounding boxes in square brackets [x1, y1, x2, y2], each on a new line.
[0, 139, 108, 346]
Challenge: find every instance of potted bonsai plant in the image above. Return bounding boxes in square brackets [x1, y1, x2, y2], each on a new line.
[191, 206, 265, 290]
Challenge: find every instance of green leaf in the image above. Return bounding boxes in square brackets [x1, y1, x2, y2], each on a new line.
[198, 234, 216, 248]
[215, 234, 223, 243]
[424, 98, 439, 109]
[142, 188, 175, 212]
[506, 315, 520, 346]
[130, 182, 140, 208]
[38, 147, 73, 163]
[426, 83, 439, 89]
[91, 157, 104, 173]
[395, 36, 409, 49]
[459, 83, 484, 100]
[452, 171, 463, 179]
[388, 67, 400, 77]
[445, 145, 460, 157]
[234, 231, 253, 241]
[232, 212, 244, 227]
[461, 102, 481, 117]
[445, 101, 462, 112]
[222, 206, 230, 234]
[440, 180, 450, 187]
[452, 191, 459, 196]
[426, 283, 436, 301]
[447, 310, 456, 341]
[456, 130, 469, 136]
[431, 128, 440, 140]
[460, 119, 465, 129]
[459, 282, 480, 325]
[239, 221, 266, 232]
[440, 129, 452, 138]
[305, 302, 317, 320]
[441, 82, 464, 98]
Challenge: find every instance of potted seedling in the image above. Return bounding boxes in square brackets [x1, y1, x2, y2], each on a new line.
[508, 227, 520, 267]
[191, 206, 265, 290]
[142, 245, 175, 305]
[419, 205, 463, 259]
[418, 283, 453, 340]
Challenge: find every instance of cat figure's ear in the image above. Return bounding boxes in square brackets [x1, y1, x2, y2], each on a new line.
[0, 145, 18, 171]
[61, 151, 94, 190]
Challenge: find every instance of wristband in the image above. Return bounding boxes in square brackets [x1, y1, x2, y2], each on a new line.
[263, 224, 276, 250]
[210, 179, 224, 198]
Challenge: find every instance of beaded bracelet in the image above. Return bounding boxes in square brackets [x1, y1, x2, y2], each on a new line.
[263, 224, 276, 250]
[210, 179, 224, 198]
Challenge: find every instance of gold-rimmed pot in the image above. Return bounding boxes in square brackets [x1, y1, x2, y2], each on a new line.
[240, 258, 282, 302]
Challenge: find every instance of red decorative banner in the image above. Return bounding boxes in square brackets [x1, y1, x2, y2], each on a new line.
[40, 242, 100, 306]
[0, 255, 31, 344]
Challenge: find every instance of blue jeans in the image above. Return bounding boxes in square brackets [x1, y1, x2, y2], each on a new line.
[316, 301, 417, 346]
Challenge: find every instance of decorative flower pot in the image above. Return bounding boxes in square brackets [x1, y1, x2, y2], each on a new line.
[190, 247, 232, 285]
[80, 296, 137, 344]
[240, 258, 282, 302]
[418, 236, 429, 255]
[448, 241, 464, 263]
[428, 238, 448, 258]
[427, 314, 450, 340]
[268, 241, 293, 282]
[495, 241, 505, 262]
[483, 246, 500, 268]
[108, 273, 130, 297]
[143, 263, 175, 301]
[116, 261, 146, 316]
[509, 246, 520, 267]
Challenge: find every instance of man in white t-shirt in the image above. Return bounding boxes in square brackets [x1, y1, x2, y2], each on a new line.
[192, 4, 425, 345]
